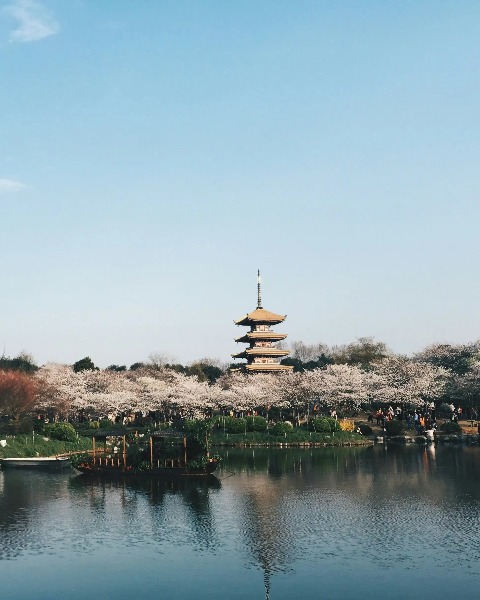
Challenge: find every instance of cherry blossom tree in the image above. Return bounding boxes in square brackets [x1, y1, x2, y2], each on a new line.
[277, 370, 311, 415]
[169, 371, 212, 419]
[303, 365, 368, 414]
[371, 357, 447, 407]
[216, 372, 285, 415]
[135, 373, 173, 415]
[35, 363, 85, 417]
[445, 360, 480, 410]
[31, 352, 453, 425]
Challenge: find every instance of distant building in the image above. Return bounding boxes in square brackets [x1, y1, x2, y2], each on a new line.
[232, 271, 294, 373]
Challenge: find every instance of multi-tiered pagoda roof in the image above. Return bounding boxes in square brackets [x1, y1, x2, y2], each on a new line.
[232, 272, 293, 373]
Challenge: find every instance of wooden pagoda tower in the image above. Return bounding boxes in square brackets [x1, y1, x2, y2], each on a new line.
[232, 271, 294, 373]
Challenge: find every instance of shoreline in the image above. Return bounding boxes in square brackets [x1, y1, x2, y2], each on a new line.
[212, 439, 374, 448]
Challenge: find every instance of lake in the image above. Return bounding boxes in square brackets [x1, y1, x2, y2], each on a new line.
[1, 444, 479, 599]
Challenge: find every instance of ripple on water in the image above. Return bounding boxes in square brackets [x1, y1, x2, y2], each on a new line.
[1, 447, 480, 599]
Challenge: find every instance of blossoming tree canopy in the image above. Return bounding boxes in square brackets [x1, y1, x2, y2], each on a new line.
[1, 338, 477, 422]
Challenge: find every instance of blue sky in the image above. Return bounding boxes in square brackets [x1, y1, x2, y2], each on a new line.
[1, 0, 479, 367]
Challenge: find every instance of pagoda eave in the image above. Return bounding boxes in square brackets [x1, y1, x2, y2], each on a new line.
[235, 307, 287, 327]
[245, 364, 294, 372]
[235, 332, 288, 343]
[235, 318, 285, 327]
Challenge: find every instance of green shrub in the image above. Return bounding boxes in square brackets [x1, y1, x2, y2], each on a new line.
[384, 420, 405, 437]
[270, 421, 293, 436]
[223, 417, 247, 434]
[184, 419, 214, 447]
[43, 422, 77, 442]
[70, 452, 91, 469]
[440, 421, 462, 434]
[126, 442, 145, 467]
[99, 418, 114, 429]
[310, 417, 340, 433]
[24, 447, 39, 457]
[246, 416, 268, 432]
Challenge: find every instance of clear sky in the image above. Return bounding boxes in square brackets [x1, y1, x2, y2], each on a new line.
[1, 0, 479, 367]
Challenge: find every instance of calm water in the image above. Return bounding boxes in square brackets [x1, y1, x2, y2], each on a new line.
[1, 444, 480, 599]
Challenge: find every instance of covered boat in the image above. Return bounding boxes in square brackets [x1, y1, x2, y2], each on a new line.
[74, 430, 219, 478]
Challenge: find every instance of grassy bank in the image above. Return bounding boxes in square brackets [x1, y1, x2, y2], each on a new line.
[0, 434, 92, 459]
[210, 430, 371, 447]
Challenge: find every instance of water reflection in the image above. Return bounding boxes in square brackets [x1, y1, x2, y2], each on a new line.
[68, 475, 221, 550]
[1, 447, 480, 599]
[0, 470, 74, 560]
[222, 444, 480, 501]
[0, 471, 221, 561]
[220, 445, 480, 596]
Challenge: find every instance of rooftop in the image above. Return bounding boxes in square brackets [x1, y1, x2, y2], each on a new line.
[244, 363, 294, 372]
[235, 307, 286, 326]
[235, 331, 288, 343]
[232, 348, 290, 359]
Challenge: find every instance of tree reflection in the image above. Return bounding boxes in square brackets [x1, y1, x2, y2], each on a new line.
[69, 474, 221, 550]
[0, 471, 71, 559]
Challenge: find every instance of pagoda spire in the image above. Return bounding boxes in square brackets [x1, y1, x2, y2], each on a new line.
[257, 269, 262, 309]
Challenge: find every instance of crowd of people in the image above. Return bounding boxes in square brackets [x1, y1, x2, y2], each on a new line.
[369, 405, 435, 430]
[365, 403, 480, 438]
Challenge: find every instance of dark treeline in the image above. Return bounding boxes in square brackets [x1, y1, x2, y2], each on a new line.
[76, 355, 224, 384]
[0, 353, 38, 374]
[280, 338, 389, 371]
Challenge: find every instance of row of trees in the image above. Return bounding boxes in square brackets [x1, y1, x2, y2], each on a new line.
[0, 338, 479, 423]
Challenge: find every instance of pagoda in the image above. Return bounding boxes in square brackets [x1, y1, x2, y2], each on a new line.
[232, 272, 294, 373]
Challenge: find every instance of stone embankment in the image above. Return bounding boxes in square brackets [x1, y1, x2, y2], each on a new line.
[228, 439, 373, 448]
[357, 416, 480, 446]
[379, 434, 480, 445]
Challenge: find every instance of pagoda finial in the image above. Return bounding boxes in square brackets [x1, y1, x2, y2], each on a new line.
[257, 269, 262, 309]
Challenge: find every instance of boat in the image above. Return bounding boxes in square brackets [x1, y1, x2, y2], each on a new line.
[74, 430, 219, 478]
[0, 457, 72, 470]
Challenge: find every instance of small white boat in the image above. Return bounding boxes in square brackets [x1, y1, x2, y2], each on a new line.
[0, 457, 71, 470]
